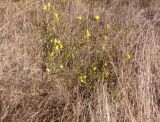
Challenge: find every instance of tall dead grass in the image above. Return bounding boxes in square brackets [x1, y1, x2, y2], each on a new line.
[0, 0, 160, 122]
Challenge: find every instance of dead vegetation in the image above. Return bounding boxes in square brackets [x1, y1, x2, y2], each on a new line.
[0, 0, 160, 122]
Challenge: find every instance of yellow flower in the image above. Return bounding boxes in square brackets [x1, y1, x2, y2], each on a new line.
[60, 64, 63, 69]
[53, 38, 63, 51]
[86, 29, 91, 38]
[59, 43, 63, 49]
[54, 38, 58, 44]
[93, 66, 97, 71]
[57, 39, 61, 44]
[54, 13, 58, 18]
[104, 72, 110, 78]
[55, 45, 59, 51]
[124, 53, 132, 61]
[43, 5, 47, 11]
[106, 24, 111, 30]
[50, 52, 54, 57]
[54, 13, 59, 21]
[43, 2, 51, 11]
[79, 75, 87, 83]
[95, 15, 100, 21]
[50, 39, 54, 43]
[104, 35, 108, 40]
[47, 2, 51, 9]
[77, 16, 82, 20]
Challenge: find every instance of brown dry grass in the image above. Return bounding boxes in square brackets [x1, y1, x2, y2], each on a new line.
[0, 0, 160, 122]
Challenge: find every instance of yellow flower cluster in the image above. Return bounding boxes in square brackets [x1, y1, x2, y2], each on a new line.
[53, 38, 63, 51]
[104, 71, 110, 78]
[49, 38, 63, 57]
[79, 75, 87, 83]
[43, 2, 51, 12]
[124, 53, 132, 61]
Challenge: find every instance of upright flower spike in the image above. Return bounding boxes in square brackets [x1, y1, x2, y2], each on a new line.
[95, 15, 100, 21]
[53, 38, 63, 51]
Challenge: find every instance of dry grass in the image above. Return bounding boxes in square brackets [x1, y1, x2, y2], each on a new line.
[0, 0, 160, 122]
